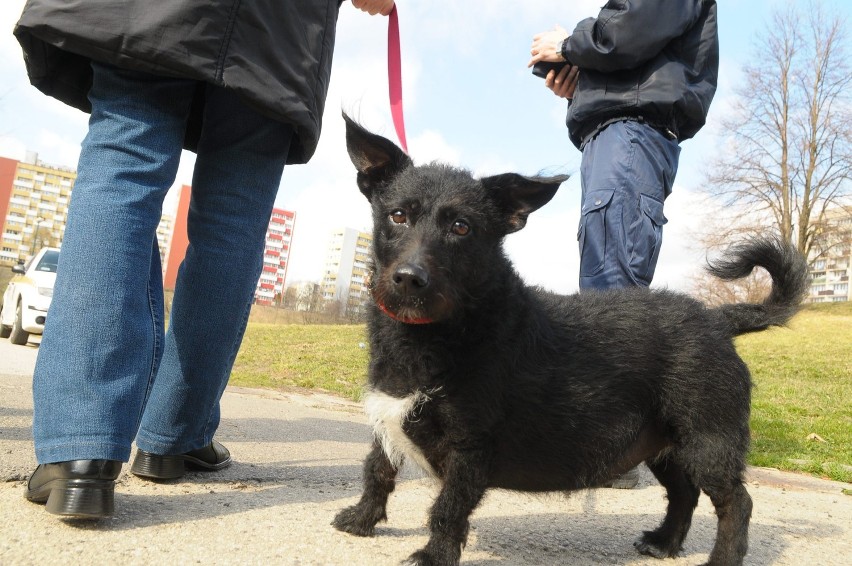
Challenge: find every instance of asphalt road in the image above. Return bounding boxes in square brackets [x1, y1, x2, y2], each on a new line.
[0, 338, 850, 565]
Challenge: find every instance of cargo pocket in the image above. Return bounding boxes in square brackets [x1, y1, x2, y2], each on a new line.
[628, 193, 668, 284]
[577, 189, 615, 277]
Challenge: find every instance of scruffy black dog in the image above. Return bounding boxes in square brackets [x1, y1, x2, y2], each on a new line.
[332, 115, 809, 566]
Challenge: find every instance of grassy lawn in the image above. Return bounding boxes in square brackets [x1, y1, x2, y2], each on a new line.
[230, 303, 851, 483]
[737, 302, 851, 482]
[231, 324, 370, 401]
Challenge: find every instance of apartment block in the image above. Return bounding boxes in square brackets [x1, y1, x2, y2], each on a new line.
[808, 209, 851, 303]
[0, 153, 75, 266]
[1, 154, 293, 304]
[156, 212, 175, 272]
[159, 184, 295, 301]
[255, 208, 296, 305]
[321, 228, 372, 316]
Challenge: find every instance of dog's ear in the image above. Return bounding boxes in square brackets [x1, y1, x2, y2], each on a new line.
[482, 173, 569, 233]
[343, 112, 413, 201]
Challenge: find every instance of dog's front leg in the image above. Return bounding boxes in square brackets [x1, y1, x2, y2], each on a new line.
[333, 441, 399, 536]
[405, 449, 490, 566]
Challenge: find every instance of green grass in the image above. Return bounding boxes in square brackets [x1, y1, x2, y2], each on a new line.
[737, 302, 851, 482]
[229, 303, 852, 483]
[231, 324, 370, 401]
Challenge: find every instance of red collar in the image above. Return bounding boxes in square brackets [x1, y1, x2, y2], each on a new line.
[375, 300, 433, 325]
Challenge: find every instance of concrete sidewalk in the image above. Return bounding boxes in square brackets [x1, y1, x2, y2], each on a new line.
[1, 340, 850, 565]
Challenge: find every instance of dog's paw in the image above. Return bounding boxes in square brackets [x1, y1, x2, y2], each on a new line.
[633, 531, 682, 559]
[400, 551, 427, 566]
[401, 550, 434, 566]
[402, 549, 459, 566]
[331, 504, 386, 537]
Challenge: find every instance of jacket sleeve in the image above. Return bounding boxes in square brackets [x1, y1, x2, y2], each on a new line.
[565, 0, 705, 72]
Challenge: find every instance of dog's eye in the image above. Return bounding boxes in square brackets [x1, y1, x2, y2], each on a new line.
[390, 210, 407, 225]
[451, 220, 471, 236]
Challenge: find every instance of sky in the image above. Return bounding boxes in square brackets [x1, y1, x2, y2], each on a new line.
[1, 1, 850, 295]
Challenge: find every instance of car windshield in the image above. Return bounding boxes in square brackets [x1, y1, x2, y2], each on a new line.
[35, 250, 60, 273]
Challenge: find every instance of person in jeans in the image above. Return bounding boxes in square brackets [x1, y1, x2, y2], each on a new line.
[15, 0, 396, 519]
[529, 0, 719, 487]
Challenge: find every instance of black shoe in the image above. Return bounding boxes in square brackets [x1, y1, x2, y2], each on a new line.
[604, 467, 641, 489]
[130, 440, 232, 480]
[25, 459, 122, 519]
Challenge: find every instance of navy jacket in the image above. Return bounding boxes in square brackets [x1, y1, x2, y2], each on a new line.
[14, 0, 342, 164]
[563, 0, 719, 148]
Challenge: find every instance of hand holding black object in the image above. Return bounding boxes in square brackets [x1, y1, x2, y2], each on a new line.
[532, 61, 568, 79]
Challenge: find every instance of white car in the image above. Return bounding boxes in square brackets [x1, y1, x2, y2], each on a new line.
[0, 247, 60, 345]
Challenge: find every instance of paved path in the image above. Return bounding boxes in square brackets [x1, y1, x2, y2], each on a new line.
[0, 338, 850, 565]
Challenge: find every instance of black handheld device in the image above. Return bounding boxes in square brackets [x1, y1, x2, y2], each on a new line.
[532, 61, 569, 79]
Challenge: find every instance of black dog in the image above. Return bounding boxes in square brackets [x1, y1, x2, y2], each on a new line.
[332, 115, 809, 566]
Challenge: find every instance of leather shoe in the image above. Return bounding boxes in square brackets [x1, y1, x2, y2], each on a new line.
[130, 439, 231, 480]
[604, 466, 641, 489]
[25, 459, 122, 519]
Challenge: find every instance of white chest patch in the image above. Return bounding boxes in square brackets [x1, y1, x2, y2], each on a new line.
[363, 389, 437, 477]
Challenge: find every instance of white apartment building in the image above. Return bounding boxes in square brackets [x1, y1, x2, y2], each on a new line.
[808, 208, 851, 303]
[321, 227, 372, 316]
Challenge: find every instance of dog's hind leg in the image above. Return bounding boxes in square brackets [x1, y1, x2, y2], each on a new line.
[333, 442, 399, 537]
[634, 455, 700, 559]
[701, 480, 752, 566]
[406, 449, 490, 566]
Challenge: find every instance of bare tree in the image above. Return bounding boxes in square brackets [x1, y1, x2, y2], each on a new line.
[280, 285, 299, 310]
[690, 265, 773, 307]
[705, 1, 852, 260]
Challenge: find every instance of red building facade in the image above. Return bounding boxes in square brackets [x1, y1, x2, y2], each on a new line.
[162, 184, 295, 304]
[255, 208, 296, 305]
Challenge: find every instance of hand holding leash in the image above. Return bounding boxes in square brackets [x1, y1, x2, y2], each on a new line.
[351, 0, 395, 16]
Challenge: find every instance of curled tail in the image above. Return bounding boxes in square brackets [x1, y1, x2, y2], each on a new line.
[708, 237, 810, 336]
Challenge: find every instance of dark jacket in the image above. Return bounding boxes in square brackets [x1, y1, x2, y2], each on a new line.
[14, 0, 342, 164]
[563, 0, 718, 149]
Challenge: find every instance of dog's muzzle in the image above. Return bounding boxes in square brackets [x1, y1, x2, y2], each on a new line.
[392, 263, 429, 295]
[372, 262, 437, 324]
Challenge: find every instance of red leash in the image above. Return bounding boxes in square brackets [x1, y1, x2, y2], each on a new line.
[387, 5, 408, 153]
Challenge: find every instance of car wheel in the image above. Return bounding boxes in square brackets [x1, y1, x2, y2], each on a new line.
[0, 303, 11, 338]
[9, 300, 30, 346]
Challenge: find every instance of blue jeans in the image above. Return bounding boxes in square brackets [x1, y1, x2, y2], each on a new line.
[577, 120, 680, 290]
[32, 63, 293, 463]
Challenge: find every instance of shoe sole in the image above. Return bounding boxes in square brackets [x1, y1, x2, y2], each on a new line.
[130, 453, 186, 480]
[605, 479, 640, 489]
[26, 479, 114, 519]
[130, 451, 232, 480]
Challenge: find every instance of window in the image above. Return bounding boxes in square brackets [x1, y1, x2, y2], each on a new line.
[35, 250, 60, 273]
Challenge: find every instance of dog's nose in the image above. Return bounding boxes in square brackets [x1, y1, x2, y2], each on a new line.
[392, 263, 430, 294]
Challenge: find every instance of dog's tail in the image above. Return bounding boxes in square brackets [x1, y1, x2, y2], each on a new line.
[708, 237, 810, 336]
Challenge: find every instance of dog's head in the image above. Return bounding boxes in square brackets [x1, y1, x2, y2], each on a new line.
[344, 113, 567, 325]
